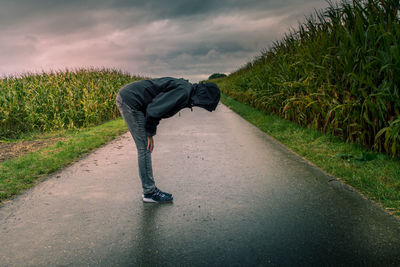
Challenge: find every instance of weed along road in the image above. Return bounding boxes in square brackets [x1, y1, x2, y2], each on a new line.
[0, 104, 399, 266]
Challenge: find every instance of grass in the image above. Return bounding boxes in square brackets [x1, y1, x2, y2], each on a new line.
[221, 93, 400, 217]
[0, 118, 128, 204]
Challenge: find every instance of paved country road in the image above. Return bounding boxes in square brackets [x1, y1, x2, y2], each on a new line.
[0, 104, 399, 266]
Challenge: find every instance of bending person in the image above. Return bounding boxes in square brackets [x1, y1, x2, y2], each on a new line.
[116, 77, 220, 203]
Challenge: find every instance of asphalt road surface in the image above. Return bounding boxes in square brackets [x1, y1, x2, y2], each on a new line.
[0, 104, 399, 266]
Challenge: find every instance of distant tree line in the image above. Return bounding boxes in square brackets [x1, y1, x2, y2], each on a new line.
[208, 73, 227, 80]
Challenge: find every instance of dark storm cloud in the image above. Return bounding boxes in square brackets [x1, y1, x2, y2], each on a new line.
[0, 0, 336, 81]
[0, 0, 326, 28]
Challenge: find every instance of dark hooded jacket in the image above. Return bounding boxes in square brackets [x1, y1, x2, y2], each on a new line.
[118, 77, 220, 136]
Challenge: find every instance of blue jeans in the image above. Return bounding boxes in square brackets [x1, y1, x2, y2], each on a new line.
[116, 93, 155, 194]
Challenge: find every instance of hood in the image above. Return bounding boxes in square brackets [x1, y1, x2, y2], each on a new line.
[191, 82, 221, 112]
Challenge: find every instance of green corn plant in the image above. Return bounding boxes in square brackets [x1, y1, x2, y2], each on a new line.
[0, 68, 142, 138]
[214, 0, 400, 157]
[375, 117, 400, 157]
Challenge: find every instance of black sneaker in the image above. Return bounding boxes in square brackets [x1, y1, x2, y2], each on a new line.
[142, 188, 173, 203]
[155, 187, 172, 197]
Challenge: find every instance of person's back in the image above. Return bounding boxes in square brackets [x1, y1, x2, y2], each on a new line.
[118, 77, 193, 113]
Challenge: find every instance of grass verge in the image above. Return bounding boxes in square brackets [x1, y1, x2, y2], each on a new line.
[221, 93, 400, 217]
[0, 118, 128, 204]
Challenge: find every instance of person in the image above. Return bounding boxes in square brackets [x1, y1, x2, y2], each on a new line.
[116, 77, 221, 203]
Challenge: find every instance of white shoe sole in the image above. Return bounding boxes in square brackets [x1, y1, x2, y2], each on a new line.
[142, 196, 158, 203]
[142, 195, 173, 203]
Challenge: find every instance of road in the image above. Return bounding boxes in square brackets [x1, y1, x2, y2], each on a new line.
[0, 104, 399, 266]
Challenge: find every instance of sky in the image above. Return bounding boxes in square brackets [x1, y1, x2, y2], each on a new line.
[0, 0, 336, 82]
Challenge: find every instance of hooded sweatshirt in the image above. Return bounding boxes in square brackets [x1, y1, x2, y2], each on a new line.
[118, 77, 220, 136]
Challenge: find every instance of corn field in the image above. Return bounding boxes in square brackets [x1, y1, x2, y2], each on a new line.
[216, 0, 400, 157]
[0, 68, 141, 138]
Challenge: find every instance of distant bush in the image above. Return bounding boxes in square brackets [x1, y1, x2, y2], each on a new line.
[215, 0, 400, 157]
[208, 73, 227, 80]
[0, 68, 142, 138]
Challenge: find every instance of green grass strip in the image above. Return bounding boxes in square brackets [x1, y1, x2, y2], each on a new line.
[0, 118, 128, 203]
[221, 93, 400, 217]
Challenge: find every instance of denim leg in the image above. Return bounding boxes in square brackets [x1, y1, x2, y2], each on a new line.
[116, 94, 155, 194]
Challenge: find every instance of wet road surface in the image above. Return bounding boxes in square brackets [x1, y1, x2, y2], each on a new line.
[0, 104, 399, 266]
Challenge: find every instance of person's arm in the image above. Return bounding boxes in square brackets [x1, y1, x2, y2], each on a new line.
[145, 86, 189, 137]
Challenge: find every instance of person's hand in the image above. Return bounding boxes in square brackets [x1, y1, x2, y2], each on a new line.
[147, 136, 154, 153]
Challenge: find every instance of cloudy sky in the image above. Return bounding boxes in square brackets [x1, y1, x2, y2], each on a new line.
[0, 0, 335, 82]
